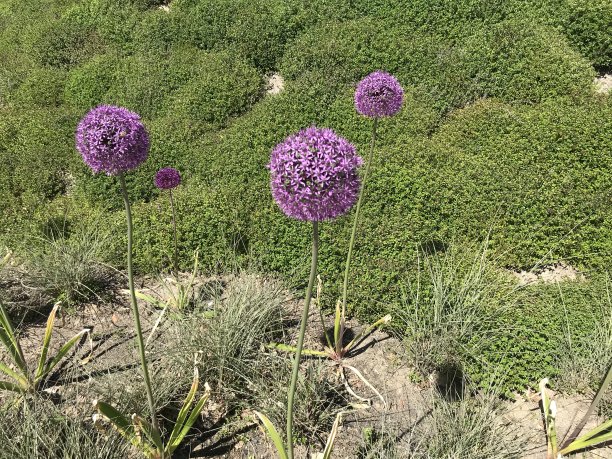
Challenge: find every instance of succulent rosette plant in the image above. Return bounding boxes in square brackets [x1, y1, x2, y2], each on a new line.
[261, 126, 362, 459]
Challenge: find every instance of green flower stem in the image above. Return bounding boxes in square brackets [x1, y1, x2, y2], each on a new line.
[169, 189, 179, 274]
[119, 174, 159, 434]
[340, 117, 378, 334]
[286, 221, 319, 459]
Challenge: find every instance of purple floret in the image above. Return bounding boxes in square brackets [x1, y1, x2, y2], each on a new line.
[355, 71, 404, 118]
[154, 167, 181, 190]
[268, 126, 363, 222]
[76, 105, 149, 175]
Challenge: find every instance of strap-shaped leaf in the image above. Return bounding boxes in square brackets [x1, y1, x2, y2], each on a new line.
[167, 377, 211, 454]
[562, 364, 612, 449]
[35, 303, 60, 380]
[333, 300, 342, 354]
[539, 378, 558, 459]
[135, 291, 166, 309]
[95, 400, 157, 456]
[267, 342, 327, 357]
[0, 303, 28, 375]
[168, 367, 200, 449]
[0, 361, 29, 389]
[132, 413, 164, 454]
[560, 419, 612, 455]
[38, 328, 89, 384]
[253, 410, 288, 459]
[321, 412, 343, 459]
[0, 379, 25, 393]
[344, 314, 392, 354]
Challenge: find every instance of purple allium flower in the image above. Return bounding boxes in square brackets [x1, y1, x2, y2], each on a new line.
[75, 105, 149, 175]
[268, 126, 363, 221]
[154, 167, 181, 190]
[355, 71, 404, 118]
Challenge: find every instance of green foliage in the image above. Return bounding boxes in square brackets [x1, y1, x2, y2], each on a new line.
[161, 52, 262, 129]
[11, 68, 67, 109]
[172, 0, 299, 70]
[64, 54, 119, 111]
[26, 7, 106, 69]
[423, 98, 612, 270]
[468, 277, 609, 394]
[0, 108, 80, 202]
[281, 17, 593, 113]
[563, 0, 612, 68]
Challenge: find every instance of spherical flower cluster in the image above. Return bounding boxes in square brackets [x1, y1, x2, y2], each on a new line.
[268, 126, 363, 221]
[154, 167, 181, 190]
[355, 71, 404, 118]
[76, 105, 149, 175]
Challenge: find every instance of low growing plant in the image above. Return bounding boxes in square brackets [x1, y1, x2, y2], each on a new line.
[0, 301, 90, 394]
[93, 367, 210, 459]
[540, 368, 612, 458]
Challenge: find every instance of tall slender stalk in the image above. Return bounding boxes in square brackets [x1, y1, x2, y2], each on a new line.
[340, 117, 378, 318]
[119, 174, 159, 434]
[286, 221, 319, 459]
[169, 189, 179, 274]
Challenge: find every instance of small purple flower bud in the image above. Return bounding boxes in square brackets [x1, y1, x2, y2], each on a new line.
[75, 105, 149, 175]
[355, 71, 404, 118]
[268, 126, 363, 221]
[154, 167, 181, 190]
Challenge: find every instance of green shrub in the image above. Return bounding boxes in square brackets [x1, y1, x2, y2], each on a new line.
[460, 19, 595, 103]
[0, 108, 81, 202]
[468, 277, 609, 394]
[562, 0, 612, 68]
[162, 53, 261, 129]
[281, 17, 594, 113]
[11, 68, 67, 109]
[173, 0, 299, 70]
[423, 98, 612, 270]
[64, 54, 119, 111]
[26, 7, 106, 69]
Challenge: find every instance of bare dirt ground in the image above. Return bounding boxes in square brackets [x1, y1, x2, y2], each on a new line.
[1, 275, 610, 458]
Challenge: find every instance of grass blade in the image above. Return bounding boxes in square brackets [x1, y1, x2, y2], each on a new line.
[561, 419, 612, 455]
[253, 410, 288, 459]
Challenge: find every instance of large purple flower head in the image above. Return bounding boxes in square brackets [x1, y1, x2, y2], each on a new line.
[76, 105, 149, 175]
[355, 71, 404, 118]
[268, 126, 363, 221]
[154, 167, 181, 190]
